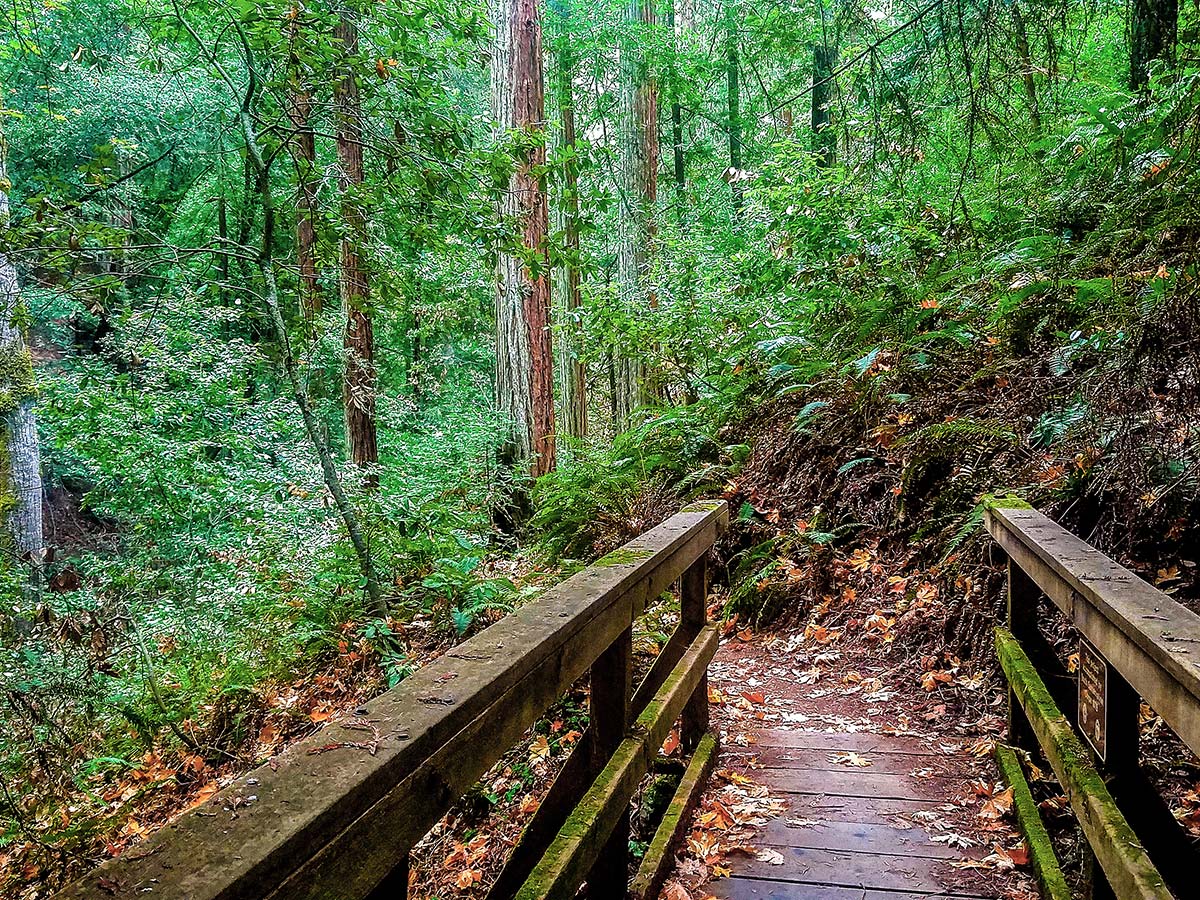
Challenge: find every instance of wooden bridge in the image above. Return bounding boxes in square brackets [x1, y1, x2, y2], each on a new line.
[52, 500, 1200, 899]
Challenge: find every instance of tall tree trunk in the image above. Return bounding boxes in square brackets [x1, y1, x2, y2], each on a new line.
[667, 0, 686, 224]
[0, 107, 44, 591]
[724, 0, 743, 211]
[811, 39, 837, 166]
[552, 0, 587, 442]
[1130, 0, 1177, 89]
[1010, 1, 1041, 136]
[493, 0, 556, 477]
[288, 4, 322, 324]
[334, 10, 378, 482]
[616, 0, 659, 425]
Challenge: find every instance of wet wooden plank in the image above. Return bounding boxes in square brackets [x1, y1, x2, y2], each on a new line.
[755, 818, 981, 860]
[710, 880, 988, 899]
[780, 793, 944, 822]
[743, 730, 955, 755]
[987, 505, 1200, 757]
[725, 745, 957, 776]
[754, 767, 963, 802]
[717, 846, 990, 895]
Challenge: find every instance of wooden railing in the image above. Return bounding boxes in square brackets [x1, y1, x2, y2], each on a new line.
[987, 504, 1200, 900]
[54, 500, 729, 900]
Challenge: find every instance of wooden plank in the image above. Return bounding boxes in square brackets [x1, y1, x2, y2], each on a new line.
[987, 505, 1200, 757]
[745, 731, 953, 755]
[777, 792, 941, 823]
[996, 626, 1171, 900]
[726, 746, 955, 776]
[516, 626, 719, 900]
[754, 819, 980, 860]
[630, 732, 719, 900]
[754, 767, 962, 802]
[778, 793, 943, 823]
[714, 846, 988, 895]
[994, 744, 1070, 900]
[710, 879, 990, 900]
[54, 501, 729, 900]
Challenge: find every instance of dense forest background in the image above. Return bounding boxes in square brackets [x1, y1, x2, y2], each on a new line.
[2, 0, 1199, 893]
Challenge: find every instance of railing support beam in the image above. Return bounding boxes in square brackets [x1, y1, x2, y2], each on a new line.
[680, 555, 709, 752]
[586, 624, 632, 898]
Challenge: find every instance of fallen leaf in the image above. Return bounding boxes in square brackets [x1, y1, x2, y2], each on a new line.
[829, 751, 872, 767]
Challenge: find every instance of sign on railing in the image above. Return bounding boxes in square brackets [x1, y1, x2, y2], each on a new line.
[987, 503, 1198, 900]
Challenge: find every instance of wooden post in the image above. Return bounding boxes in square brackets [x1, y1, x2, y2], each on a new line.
[680, 556, 709, 752]
[1006, 557, 1039, 751]
[587, 625, 632, 898]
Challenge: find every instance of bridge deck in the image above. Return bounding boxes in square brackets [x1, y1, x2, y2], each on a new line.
[709, 729, 1000, 900]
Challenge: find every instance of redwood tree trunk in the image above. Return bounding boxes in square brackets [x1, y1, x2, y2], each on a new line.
[334, 11, 378, 480]
[493, 0, 556, 476]
[0, 113, 44, 587]
[616, 0, 659, 424]
[288, 5, 322, 323]
[553, 0, 587, 442]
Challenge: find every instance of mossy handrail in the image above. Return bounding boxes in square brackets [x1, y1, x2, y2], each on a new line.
[52, 500, 729, 900]
[987, 503, 1196, 899]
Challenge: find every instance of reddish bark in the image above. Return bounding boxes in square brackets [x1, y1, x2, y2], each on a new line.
[335, 13, 378, 479]
[494, 0, 556, 477]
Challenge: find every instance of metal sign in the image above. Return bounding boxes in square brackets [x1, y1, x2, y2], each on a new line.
[1077, 637, 1107, 761]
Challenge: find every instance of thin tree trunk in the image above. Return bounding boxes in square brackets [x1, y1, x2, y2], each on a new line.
[0, 104, 44, 591]
[288, 4, 322, 324]
[216, 192, 230, 307]
[552, 0, 587, 442]
[1130, 0, 1177, 89]
[811, 40, 837, 166]
[334, 11, 378, 482]
[667, 0, 686, 223]
[493, 0, 556, 477]
[616, 0, 659, 424]
[724, 0, 743, 211]
[1010, 1, 1041, 136]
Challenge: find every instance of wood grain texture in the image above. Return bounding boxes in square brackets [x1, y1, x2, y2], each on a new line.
[704, 730, 997, 900]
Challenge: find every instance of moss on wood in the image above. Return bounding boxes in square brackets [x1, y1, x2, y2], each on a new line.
[994, 743, 1070, 900]
[596, 547, 657, 566]
[630, 732, 719, 900]
[0, 344, 35, 415]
